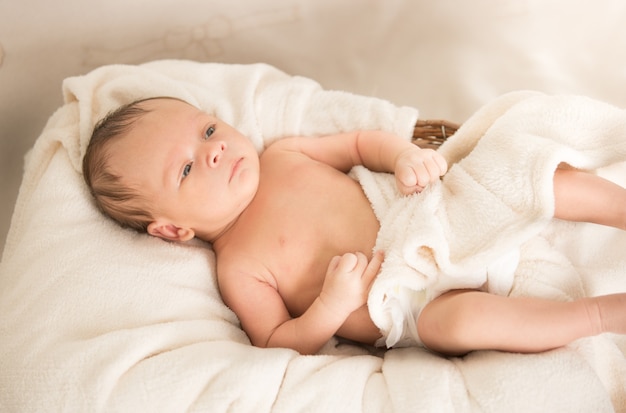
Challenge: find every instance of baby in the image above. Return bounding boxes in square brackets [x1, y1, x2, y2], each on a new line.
[83, 97, 626, 356]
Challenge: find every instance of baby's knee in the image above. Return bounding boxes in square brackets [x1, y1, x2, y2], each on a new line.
[417, 290, 480, 355]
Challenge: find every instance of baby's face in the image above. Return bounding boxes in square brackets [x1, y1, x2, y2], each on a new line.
[107, 98, 260, 242]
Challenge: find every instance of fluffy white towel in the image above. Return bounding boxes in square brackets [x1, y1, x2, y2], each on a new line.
[362, 91, 626, 348]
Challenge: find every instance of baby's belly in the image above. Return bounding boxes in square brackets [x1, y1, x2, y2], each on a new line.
[257, 156, 381, 340]
[268, 194, 379, 318]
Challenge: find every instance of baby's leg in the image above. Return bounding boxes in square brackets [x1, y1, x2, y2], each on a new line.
[417, 289, 626, 356]
[553, 167, 626, 230]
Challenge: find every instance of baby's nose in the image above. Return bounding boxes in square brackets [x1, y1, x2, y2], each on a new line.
[207, 142, 226, 167]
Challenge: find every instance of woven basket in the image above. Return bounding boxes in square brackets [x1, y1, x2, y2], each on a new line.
[412, 119, 460, 149]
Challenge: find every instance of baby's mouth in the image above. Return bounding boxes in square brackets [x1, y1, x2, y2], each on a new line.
[229, 158, 243, 183]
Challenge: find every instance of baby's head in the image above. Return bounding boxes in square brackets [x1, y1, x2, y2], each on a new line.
[83, 97, 261, 242]
[83, 98, 157, 233]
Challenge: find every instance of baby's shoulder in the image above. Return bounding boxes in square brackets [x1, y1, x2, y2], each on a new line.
[262, 136, 314, 157]
[260, 138, 316, 171]
[216, 253, 279, 313]
[216, 250, 277, 291]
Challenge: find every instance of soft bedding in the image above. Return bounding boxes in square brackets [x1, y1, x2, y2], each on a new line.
[0, 60, 625, 413]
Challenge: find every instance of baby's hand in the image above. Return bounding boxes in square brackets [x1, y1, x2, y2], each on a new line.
[319, 251, 384, 318]
[394, 147, 448, 194]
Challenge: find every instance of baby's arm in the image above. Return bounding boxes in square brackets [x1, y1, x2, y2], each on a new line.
[274, 130, 448, 194]
[353, 131, 448, 194]
[219, 251, 383, 355]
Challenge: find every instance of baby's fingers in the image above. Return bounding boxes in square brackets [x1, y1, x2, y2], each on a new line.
[421, 160, 444, 186]
[396, 150, 447, 194]
[415, 162, 436, 188]
[327, 255, 341, 273]
[397, 165, 418, 186]
[420, 151, 447, 179]
[363, 250, 384, 289]
[434, 152, 448, 175]
[335, 253, 359, 274]
[397, 164, 430, 194]
[426, 151, 448, 178]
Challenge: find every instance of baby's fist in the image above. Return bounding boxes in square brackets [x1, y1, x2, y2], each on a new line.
[395, 148, 447, 194]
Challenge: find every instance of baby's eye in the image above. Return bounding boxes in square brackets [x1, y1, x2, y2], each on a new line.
[204, 125, 216, 140]
[182, 162, 193, 179]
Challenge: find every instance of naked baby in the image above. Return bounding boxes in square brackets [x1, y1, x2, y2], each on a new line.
[83, 97, 626, 356]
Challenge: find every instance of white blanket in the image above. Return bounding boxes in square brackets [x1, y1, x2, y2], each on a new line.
[0, 61, 625, 412]
[359, 91, 626, 348]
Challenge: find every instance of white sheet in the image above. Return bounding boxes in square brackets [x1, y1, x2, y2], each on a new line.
[0, 60, 625, 413]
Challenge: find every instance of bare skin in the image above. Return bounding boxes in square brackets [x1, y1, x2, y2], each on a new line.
[106, 98, 626, 356]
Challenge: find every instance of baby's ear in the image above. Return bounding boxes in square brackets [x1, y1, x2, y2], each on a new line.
[147, 221, 195, 242]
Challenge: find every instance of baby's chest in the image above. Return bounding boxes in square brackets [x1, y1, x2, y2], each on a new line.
[257, 168, 378, 254]
[245, 160, 380, 311]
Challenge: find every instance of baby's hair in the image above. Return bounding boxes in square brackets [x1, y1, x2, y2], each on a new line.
[82, 97, 165, 232]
